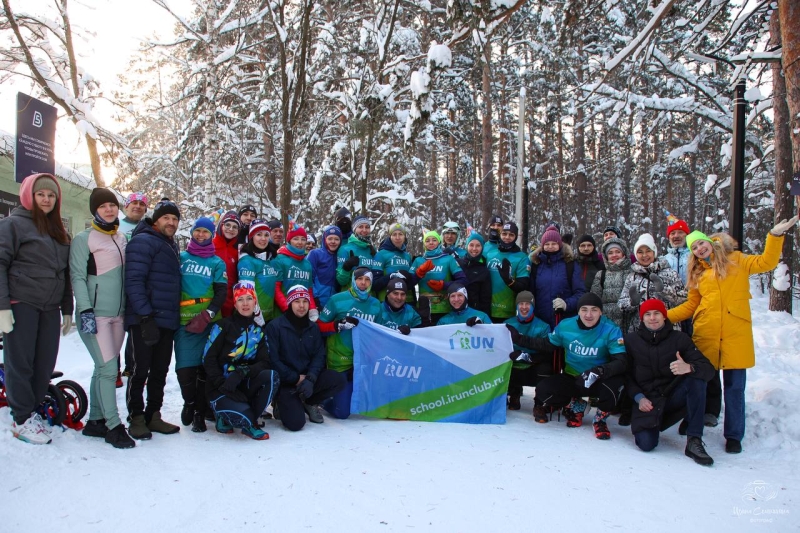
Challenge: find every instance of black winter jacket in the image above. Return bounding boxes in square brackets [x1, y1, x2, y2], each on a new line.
[624, 320, 715, 402]
[0, 207, 73, 314]
[265, 312, 326, 386]
[575, 252, 605, 292]
[456, 254, 492, 317]
[124, 220, 181, 329]
[204, 312, 272, 394]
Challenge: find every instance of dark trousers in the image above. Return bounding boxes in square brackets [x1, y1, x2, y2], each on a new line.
[634, 376, 707, 451]
[706, 371, 722, 417]
[508, 362, 552, 397]
[323, 369, 354, 419]
[210, 369, 279, 428]
[277, 369, 347, 431]
[3, 303, 61, 425]
[126, 325, 175, 419]
[176, 366, 207, 417]
[124, 333, 134, 371]
[534, 373, 625, 412]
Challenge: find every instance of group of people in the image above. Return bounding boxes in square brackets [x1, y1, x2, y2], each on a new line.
[0, 173, 795, 466]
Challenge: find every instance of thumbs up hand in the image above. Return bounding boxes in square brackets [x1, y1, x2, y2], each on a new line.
[669, 352, 693, 375]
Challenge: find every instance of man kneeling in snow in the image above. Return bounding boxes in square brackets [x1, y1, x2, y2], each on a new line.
[506, 293, 626, 440]
[624, 299, 715, 466]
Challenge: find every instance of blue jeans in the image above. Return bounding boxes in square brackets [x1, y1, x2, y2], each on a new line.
[723, 369, 746, 441]
[634, 376, 707, 452]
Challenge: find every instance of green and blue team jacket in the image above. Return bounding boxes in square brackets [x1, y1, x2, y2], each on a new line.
[485, 247, 531, 319]
[437, 306, 492, 326]
[377, 302, 422, 330]
[336, 235, 381, 292]
[319, 290, 382, 372]
[548, 316, 626, 376]
[238, 253, 281, 322]
[179, 251, 227, 325]
[410, 248, 464, 315]
[505, 314, 551, 369]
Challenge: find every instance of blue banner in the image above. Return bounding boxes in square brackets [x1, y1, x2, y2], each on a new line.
[351, 321, 513, 424]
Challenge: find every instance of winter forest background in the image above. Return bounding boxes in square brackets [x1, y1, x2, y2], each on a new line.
[2, 0, 799, 306]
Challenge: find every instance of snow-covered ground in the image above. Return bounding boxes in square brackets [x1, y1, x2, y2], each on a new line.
[1, 289, 797, 532]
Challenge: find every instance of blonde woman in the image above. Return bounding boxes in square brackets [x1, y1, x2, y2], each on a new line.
[667, 216, 798, 454]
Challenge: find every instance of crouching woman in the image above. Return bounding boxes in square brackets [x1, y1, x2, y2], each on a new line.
[204, 283, 280, 440]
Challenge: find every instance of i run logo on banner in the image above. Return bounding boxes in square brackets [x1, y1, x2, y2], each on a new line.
[351, 321, 513, 424]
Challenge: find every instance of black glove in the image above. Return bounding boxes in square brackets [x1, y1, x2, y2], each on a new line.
[505, 324, 521, 344]
[628, 286, 641, 307]
[509, 350, 521, 362]
[221, 369, 246, 393]
[342, 251, 359, 271]
[498, 258, 512, 284]
[417, 296, 431, 321]
[295, 379, 314, 400]
[648, 273, 664, 293]
[577, 366, 604, 388]
[466, 316, 483, 327]
[140, 315, 160, 347]
[337, 316, 360, 331]
[398, 325, 411, 335]
[392, 269, 412, 281]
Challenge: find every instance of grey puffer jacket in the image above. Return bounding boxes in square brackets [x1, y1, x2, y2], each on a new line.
[591, 237, 633, 331]
[617, 258, 686, 332]
[0, 207, 73, 313]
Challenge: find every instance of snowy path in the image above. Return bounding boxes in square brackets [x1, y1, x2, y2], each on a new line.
[1, 294, 797, 532]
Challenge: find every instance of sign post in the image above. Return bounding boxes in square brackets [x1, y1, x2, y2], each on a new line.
[15, 92, 57, 183]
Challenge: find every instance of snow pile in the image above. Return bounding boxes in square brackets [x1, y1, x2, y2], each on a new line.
[772, 263, 791, 291]
[427, 42, 452, 69]
[1, 289, 799, 531]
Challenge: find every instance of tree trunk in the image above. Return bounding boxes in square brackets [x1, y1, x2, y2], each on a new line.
[770, 10, 795, 312]
[779, 0, 800, 173]
[448, 108, 457, 188]
[481, 46, 494, 228]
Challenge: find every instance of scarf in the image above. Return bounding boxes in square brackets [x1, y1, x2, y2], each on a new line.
[91, 212, 119, 235]
[187, 237, 216, 258]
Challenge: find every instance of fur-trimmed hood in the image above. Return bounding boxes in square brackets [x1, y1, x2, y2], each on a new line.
[529, 242, 574, 265]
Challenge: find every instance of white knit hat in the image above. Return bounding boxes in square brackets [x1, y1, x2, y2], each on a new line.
[633, 233, 657, 256]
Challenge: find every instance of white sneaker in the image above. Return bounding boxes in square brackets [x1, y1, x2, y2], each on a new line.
[32, 413, 53, 435]
[12, 414, 52, 445]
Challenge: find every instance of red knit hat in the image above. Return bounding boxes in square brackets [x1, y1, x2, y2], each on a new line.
[286, 284, 311, 305]
[665, 210, 690, 238]
[541, 225, 562, 247]
[287, 226, 308, 242]
[639, 298, 668, 320]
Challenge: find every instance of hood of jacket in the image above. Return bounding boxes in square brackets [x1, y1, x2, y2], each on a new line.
[18, 173, 63, 212]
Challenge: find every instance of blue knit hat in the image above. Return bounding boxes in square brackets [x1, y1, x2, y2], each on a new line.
[466, 232, 485, 246]
[322, 225, 342, 240]
[352, 214, 370, 230]
[192, 217, 215, 235]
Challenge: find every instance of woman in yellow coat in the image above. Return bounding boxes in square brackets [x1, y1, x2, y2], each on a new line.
[667, 216, 798, 454]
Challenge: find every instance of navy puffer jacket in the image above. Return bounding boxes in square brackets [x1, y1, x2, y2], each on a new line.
[265, 312, 326, 386]
[530, 244, 585, 330]
[124, 220, 181, 329]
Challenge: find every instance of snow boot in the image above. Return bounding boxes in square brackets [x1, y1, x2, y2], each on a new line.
[533, 404, 549, 423]
[565, 399, 586, 428]
[191, 413, 207, 433]
[105, 424, 136, 449]
[593, 410, 611, 440]
[180, 403, 194, 426]
[704, 413, 718, 427]
[685, 436, 714, 466]
[618, 408, 632, 427]
[82, 419, 108, 438]
[304, 403, 324, 424]
[146, 412, 180, 435]
[128, 414, 152, 440]
[507, 394, 521, 411]
[242, 425, 269, 440]
[725, 438, 742, 454]
[215, 416, 233, 434]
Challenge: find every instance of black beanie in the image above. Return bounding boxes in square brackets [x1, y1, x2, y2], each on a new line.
[577, 234, 596, 248]
[577, 292, 603, 310]
[89, 188, 119, 214]
[502, 222, 519, 236]
[152, 198, 181, 222]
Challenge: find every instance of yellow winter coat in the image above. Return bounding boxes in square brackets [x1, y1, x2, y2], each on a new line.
[667, 233, 783, 370]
